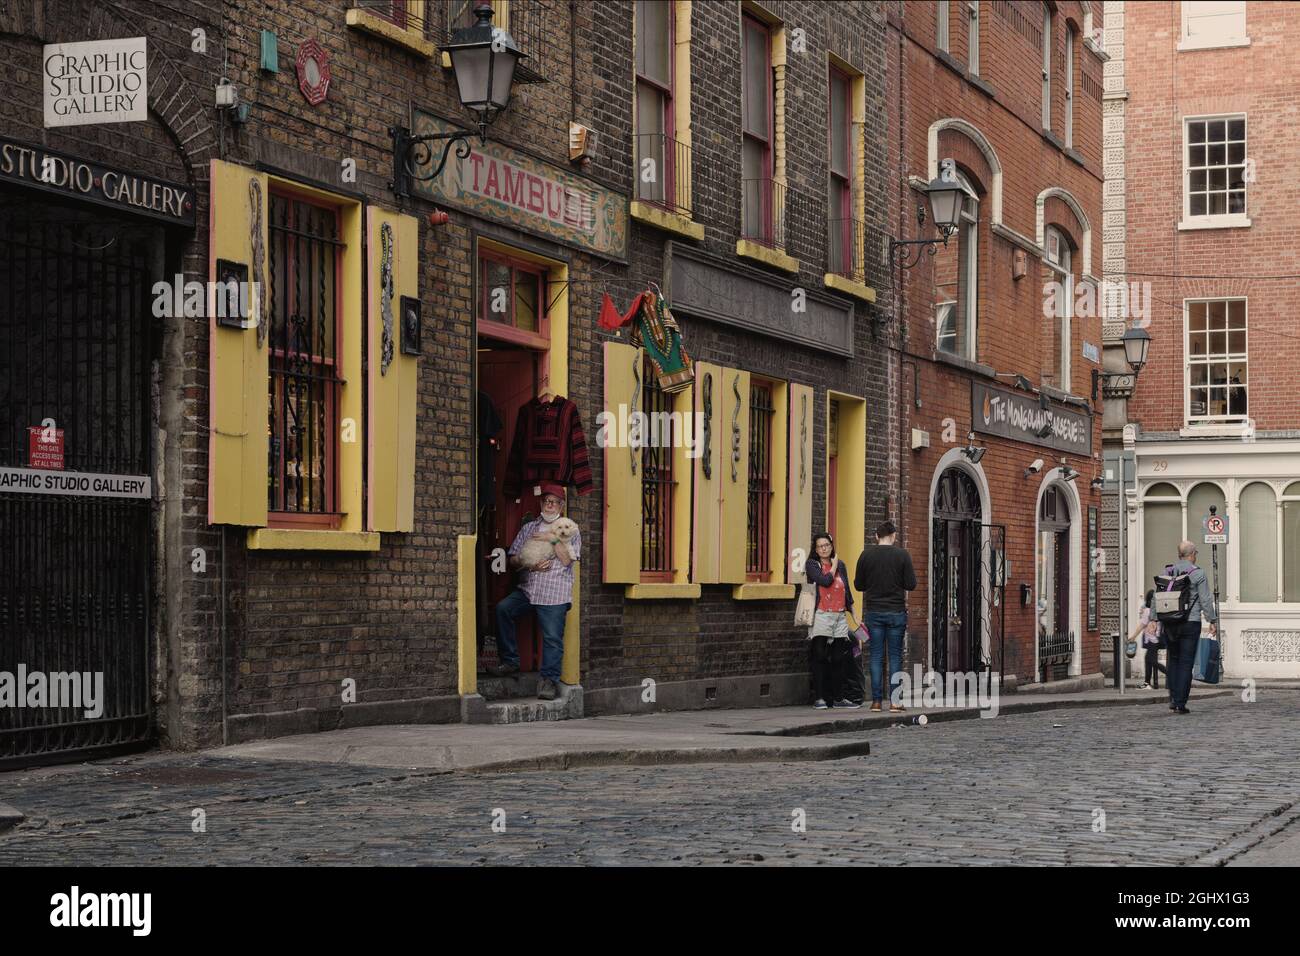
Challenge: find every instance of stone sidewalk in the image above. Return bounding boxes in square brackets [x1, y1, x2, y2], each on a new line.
[204, 682, 1236, 772]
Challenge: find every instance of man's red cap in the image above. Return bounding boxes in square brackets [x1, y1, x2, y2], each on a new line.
[537, 481, 566, 500]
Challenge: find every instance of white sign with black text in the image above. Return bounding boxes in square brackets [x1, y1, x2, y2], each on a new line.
[0, 467, 151, 499]
[43, 37, 147, 128]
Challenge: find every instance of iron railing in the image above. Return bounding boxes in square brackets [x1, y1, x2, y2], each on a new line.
[741, 177, 787, 250]
[827, 216, 868, 284]
[746, 383, 774, 577]
[635, 133, 693, 218]
[268, 194, 343, 518]
[640, 360, 675, 577]
[1039, 630, 1074, 682]
[432, 0, 549, 83]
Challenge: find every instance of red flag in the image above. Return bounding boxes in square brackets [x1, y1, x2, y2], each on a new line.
[598, 292, 644, 330]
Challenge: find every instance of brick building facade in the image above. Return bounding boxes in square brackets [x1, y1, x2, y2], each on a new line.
[1102, 0, 1300, 680]
[887, 0, 1107, 686]
[1, 0, 896, 764]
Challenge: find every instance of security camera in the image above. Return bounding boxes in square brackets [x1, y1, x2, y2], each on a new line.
[1023, 458, 1044, 478]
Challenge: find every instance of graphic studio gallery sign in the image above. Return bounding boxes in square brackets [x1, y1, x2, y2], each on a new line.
[44, 37, 147, 127]
[971, 381, 1092, 455]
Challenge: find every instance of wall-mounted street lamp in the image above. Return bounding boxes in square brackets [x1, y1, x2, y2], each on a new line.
[889, 161, 975, 273]
[390, 2, 526, 197]
[960, 431, 986, 465]
[1092, 326, 1152, 401]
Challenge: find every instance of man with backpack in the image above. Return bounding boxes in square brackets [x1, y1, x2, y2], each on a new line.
[1155, 540, 1218, 715]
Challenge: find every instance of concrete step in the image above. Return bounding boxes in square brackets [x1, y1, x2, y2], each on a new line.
[478, 672, 540, 700]
[486, 685, 583, 724]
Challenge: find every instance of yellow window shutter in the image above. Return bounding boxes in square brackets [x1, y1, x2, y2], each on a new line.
[208, 160, 269, 527]
[718, 366, 750, 584]
[602, 340, 642, 583]
[787, 383, 814, 583]
[691, 361, 724, 583]
[366, 207, 420, 532]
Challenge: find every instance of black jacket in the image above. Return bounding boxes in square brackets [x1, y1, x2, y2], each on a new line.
[854, 544, 917, 612]
[805, 557, 854, 613]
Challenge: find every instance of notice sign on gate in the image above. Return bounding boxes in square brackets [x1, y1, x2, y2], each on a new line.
[1203, 513, 1229, 545]
[0, 467, 150, 499]
[28, 427, 64, 470]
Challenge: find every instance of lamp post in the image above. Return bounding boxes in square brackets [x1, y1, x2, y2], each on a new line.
[889, 162, 975, 273]
[390, 2, 526, 197]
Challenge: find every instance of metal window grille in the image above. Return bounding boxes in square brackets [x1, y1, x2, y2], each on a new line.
[747, 383, 774, 577]
[267, 193, 343, 520]
[640, 358, 674, 576]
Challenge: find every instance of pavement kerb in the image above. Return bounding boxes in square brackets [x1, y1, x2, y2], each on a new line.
[464, 739, 872, 774]
[746, 688, 1241, 738]
[1194, 799, 1300, 866]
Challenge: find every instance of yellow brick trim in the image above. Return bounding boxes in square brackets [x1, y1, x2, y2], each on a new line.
[824, 272, 877, 303]
[732, 583, 796, 600]
[736, 239, 800, 273]
[346, 8, 436, 57]
[457, 534, 477, 695]
[625, 583, 702, 600]
[630, 201, 704, 240]
[247, 529, 381, 551]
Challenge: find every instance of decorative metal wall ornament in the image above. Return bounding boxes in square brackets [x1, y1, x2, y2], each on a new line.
[400, 295, 421, 356]
[799, 393, 808, 493]
[379, 223, 395, 376]
[295, 40, 331, 106]
[249, 179, 266, 348]
[701, 372, 713, 480]
[730, 373, 741, 482]
[630, 355, 641, 475]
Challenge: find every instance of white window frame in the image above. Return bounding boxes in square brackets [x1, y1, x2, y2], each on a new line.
[956, 174, 979, 360]
[1178, 0, 1249, 52]
[937, 0, 950, 53]
[968, 2, 980, 75]
[1064, 25, 1074, 147]
[1041, 4, 1052, 130]
[1180, 113, 1250, 230]
[1044, 226, 1072, 393]
[1183, 297, 1248, 427]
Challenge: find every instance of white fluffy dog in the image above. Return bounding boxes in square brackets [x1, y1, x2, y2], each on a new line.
[517, 517, 580, 569]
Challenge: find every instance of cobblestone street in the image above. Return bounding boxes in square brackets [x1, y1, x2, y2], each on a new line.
[2, 692, 1296, 865]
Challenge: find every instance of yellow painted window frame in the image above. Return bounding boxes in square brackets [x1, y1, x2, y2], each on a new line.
[823, 52, 877, 304]
[734, 377, 794, 600]
[825, 390, 867, 610]
[630, 0, 701, 239]
[248, 177, 371, 551]
[347, 1, 436, 57]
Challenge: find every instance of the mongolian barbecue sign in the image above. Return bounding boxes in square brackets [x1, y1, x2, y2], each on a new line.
[409, 109, 627, 261]
[971, 381, 1092, 455]
[0, 134, 195, 227]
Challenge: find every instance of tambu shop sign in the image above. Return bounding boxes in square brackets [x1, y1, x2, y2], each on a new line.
[0, 135, 195, 227]
[410, 109, 627, 261]
[971, 381, 1092, 455]
[43, 37, 148, 127]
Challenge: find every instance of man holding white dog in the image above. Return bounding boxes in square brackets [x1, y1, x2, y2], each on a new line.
[493, 482, 580, 701]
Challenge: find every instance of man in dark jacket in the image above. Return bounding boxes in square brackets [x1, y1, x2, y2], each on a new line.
[855, 520, 917, 712]
[1163, 540, 1219, 714]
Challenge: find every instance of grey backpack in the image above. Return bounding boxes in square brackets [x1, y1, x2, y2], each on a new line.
[1153, 564, 1194, 626]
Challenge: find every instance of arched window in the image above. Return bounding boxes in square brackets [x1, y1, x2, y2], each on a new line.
[1042, 225, 1073, 392]
[935, 170, 978, 360]
[1240, 482, 1277, 602]
[1142, 483, 1182, 594]
[1188, 482, 1227, 589]
[1284, 482, 1300, 601]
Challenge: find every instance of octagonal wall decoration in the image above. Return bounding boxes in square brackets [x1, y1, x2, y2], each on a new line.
[296, 40, 330, 106]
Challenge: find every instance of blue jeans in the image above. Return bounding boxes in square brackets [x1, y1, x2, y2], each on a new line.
[495, 590, 570, 682]
[865, 610, 907, 704]
[1166, 621, 1200, 708]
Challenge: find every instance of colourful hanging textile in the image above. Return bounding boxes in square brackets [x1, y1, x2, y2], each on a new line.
[598, 289, 694, 394]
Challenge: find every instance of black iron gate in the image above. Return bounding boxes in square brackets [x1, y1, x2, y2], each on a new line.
[0, 192, 157, 766]
[931, 516, 1006, 681]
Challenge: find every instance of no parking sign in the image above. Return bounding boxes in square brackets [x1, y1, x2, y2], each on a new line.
[1202, 513, 1228, 545]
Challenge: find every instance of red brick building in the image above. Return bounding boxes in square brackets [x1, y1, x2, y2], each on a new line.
[888, 0, 1107, 686]
[1103, 0, 1300, 680]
